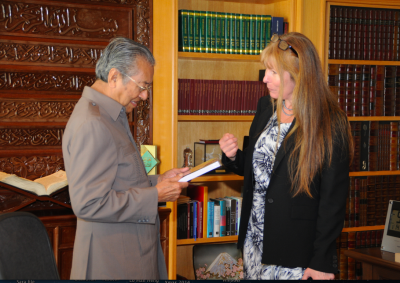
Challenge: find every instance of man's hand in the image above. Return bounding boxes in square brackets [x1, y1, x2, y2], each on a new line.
[156, 174, 188, 203]
[158, 167, 190, 183]
[302, 268, 334, 280]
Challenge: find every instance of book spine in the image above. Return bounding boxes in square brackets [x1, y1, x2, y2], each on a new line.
[244, 14, 250, 55]
[353, 64, 362, 116]
[235, 13, 241, 54]
[189, 201, 194, 238]
[199, 11, 206, 53]
[353, 8, 362, 60]
[225, 199, 231, 236]
[210, 11, 217, 53]
[198, 201, 203, 238]
[219, 200, 226, 237]
[361, 65, 370, 116]
[230, 13, 236, 54]
[354, 178, 360, 227]
[329, 6, 337, 59]
[193, 201, 197, 240]
[213, 203, 220, 237]
[385, 66, 396, 116]
[205, 11, 211, 53]
[376, 65, 385, 116]
[207, 201, 214, 238]
[345, 8, 354, 60]
[348, 177, 355, 227]
[396, 66, 400, 117]
[255, 15, 261, 54]
[347, 231, 356, 280]
[215, 12, 222, 54]
[360, 121, 370, 171]
[227, 13, 232, 54]
[366, 176, 376, 226]
[188, 10, 195, 52]
[361, 9, 369, 60]
[193, 11, 200, 52]
[265, 15, 272, 47]
[345, 64, 354, 117]
[249, 14, 255, 55]
[337, 64, 346, 112]
[230, 198, 236, 236]
[337, 7, 344, 59]
[222, 13, 228, 54]
[178, 10, 189, 52]
[369, 65, 377, 116]
[390, 121, 399, 171]
[351, 121, 361, 172]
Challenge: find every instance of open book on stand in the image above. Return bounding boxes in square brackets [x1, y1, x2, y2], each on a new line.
[179, 158, 222, 182]
[0, 170, 68, 196]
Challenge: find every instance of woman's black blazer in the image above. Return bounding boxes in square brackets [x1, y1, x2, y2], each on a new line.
[222, 96, 349, 274]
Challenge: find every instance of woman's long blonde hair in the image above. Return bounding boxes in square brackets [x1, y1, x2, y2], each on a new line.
[261, 32, 353, 198]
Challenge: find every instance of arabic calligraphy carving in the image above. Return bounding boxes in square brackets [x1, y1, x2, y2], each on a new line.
[0, 41, 103, 66]
[0, 1, 124, 39]
[0, 72, 96, 92]
[0, 155, 65, 180]
[0, 101, 76, 121]
[0, 128, 64, 147]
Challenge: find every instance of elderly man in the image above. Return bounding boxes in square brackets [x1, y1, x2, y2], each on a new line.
[62, 37, 189, 279]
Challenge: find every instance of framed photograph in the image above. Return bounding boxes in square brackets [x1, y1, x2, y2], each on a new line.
[382, 200, 400, 253]
[193, 243, 243, 280]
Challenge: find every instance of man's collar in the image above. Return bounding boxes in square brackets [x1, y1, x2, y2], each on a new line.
[82, 86, 125, 121]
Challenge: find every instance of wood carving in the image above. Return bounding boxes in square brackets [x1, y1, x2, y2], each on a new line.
[0, 155, 64, 180]
[0, 71, 96, 94]
[0, 128, 64, 147]
[0, 1, 131, 41]
[0, 100, 76, 121]
[0, 40, 104, 67]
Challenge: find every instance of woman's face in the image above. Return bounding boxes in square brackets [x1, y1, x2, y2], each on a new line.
[263, 64, 295, 102]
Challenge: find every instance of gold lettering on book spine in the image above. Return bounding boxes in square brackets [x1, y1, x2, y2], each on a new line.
[0, 128, 64, 147]
[0, 156, 64, 179]
[0, 101, 76, 121]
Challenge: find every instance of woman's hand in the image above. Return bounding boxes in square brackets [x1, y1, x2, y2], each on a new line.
[219, 133, 238, 160]
[301, 268, 334, 280]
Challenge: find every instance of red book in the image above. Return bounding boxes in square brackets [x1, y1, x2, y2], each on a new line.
[330, 6, 339, 59]
[351, 122, 361, 171]
[338, 64, 347, 112]
[347, 231, 356, 280]
[387, 10, 395, 61]
[367, 176, 376, 226]
[384, 66, 396, 117]
[344, 7, 353, 60]
[337, 7, 344, 59]
[390, 122, 398, 171]
[375, 65, 385, 116]
[361, 9, 369, 60]
[345, 64, 354, 116]
[353, 8, 362, 60]
[348, 177, 355, 227]
[187, 185, 207, 238]
[353, 65, 362, 116]
[395, 67, 400, 116]
[354, 177, 360, 227]
[369, 121, 379, 171]
[361, 65, 370, 116]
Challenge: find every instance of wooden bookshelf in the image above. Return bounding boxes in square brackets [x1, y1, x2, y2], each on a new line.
[177, 235, 238, 246]
[179, 52, 261, 62]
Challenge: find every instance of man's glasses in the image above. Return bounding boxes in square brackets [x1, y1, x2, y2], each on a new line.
[270, 33, 298, 57]
[120, 71, 152, 93]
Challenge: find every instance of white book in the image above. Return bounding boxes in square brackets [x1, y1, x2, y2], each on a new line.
[179, 158, 222, 182]
[213, 204, 221, 237]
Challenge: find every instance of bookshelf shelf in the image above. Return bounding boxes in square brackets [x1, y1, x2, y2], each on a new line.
[341, 225, 385, 233]
[177, 235, 238, 246]
[347, 117, 400, 122]
[349, 171, 400, 177]
[191, 173, 244, 182]
[328, 59, 400, 66]
[178, 115, 254, 122]
[178, 52, 261, 62]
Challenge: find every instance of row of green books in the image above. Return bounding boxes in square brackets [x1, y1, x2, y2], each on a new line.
[178, 10, 277, 55]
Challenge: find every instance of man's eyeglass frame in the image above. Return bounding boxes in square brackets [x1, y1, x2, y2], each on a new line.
[120, 71, 152, 93]
[270, 33, 298, 57]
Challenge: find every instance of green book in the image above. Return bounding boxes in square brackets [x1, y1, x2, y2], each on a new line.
[205, 11, 211, 53]
[215, 12, 222, 54]
[239, 14, 245, 54]
[210, 11, 217, 53]
[235, 13, 240, 54]
[221, 13, 227, 54]
[249, 14, 255, 55]
[188, 10, 195, 52]
[199, 11, 206, 53]
[260, 15, 267, 53]
[255, 15, 261, 55]
[265, 15, 272, 47]
[226, 13, 232, 54]
[230, 13, 236, 54]
[244, 14, 251, 55]
[178, 10, 189, 52]
[193, 11, 200, 52]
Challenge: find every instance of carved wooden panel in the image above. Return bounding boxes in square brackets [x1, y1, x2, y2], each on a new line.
[0, 1, 132, 41]
[0, 100, 76, 122]
[0, 69, 96, 95]
[0, 127, 64, 147]
[0, 39, 104, 67]
[0, 155, 64, 179]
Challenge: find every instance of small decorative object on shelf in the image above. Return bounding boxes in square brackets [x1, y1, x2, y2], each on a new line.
[194, 142, 229, 174]
[183, 147, 194, 168]
[141, 145, 160, 175]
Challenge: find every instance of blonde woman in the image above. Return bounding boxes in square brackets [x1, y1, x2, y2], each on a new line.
[219, 32, 353, 280]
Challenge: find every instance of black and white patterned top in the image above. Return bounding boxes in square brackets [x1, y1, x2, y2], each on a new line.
[243, 112, 305, 279]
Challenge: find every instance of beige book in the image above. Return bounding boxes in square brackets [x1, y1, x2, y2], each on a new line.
[0, 170, 68, 196]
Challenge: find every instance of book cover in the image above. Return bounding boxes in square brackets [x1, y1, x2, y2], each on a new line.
[255, 14, 261, 54]
[210, 198, 226, 237]
[205, 11, 211, 53]
[210, 11, 217, 53]
[223, 197, 231, 236]
[193, 10, 200, 52]
[178, 10, 189, 52]
[225, 197, 237, 236]
[0, 170, 68, 196]
[244, 14, 250, 55]
[249, 14, 255, 55]
[187, 184, 208, 238]
[188, 10, 195, 52]
[199, 11, 206, 53]
[238, 14, 245, 54]
[215, 12, 222, 54]
[179, 158, 222, 182]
